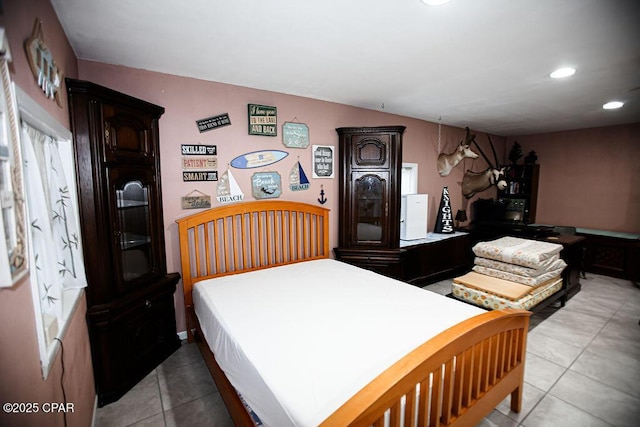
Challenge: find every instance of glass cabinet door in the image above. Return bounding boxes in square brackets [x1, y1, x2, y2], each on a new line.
[113, 175, 155, 285]
[352, 171, 389, 245]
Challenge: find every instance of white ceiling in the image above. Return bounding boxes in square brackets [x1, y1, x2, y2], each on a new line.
[51, 0, 640, 136]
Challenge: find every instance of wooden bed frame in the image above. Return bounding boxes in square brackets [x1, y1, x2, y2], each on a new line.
[176, 200, 531, 426]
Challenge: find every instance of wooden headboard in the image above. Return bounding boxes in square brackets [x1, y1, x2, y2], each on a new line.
[176, 200, 330, 309]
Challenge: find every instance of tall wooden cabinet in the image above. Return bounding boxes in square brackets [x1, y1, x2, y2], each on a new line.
[67, 79, 180, 406]
[334, 126, 405, 276]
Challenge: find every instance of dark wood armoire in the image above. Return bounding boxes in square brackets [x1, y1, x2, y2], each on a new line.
[66, 78, 180, 406]
[333, 126, 405, 277]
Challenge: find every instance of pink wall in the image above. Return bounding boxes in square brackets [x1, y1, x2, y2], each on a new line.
[0, 1, 94, 427]
[78, 60, 504, 332]
[508, 124, 640, 233]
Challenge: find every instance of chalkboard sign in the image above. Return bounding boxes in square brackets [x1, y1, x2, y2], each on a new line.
[282, 122, 309, 148]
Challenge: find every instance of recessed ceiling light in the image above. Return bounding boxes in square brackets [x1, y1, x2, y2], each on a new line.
[603, 101, 624, 110]
[549, 67, 576, 79]
[421, 0, 451, 5]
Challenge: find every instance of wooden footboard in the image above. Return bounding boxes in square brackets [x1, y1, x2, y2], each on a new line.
[322, 308, 530, 427]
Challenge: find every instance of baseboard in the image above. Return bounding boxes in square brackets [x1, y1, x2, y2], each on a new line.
[177, 331, 188, 341]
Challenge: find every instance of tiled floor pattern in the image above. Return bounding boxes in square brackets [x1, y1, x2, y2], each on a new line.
[96, 273, 640, 426]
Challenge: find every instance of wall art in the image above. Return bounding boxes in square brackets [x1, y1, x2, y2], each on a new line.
[216, 169, 244, 204]
[181, 144, 217, 155]
[24, 19, 63, 107]
[289, 160, 310, 191]
[230, 149, 288, 169]
[282, 121, 309, 148]
[181, 190, 212, 209]
[196, 113, 231, 133]
[248, 104, 277, 136]
[251, 171, 281, 199]
[312, 145, 334, 179]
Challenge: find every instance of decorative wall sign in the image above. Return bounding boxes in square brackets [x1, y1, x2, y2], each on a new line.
[182, 157, 218, 169]
[312, 145, 334, 178]
[433, 186, 454, 234]
[230, 149, 288, 169]
[181, 190, 212, 209]
[251, 171, 282, 199]
[181, 144, 217, 155]
[217, 169, 244, 204]
[248, 104, 277, 136]
[24, 19, 63, 107]
[183, 171, 218, 182]
[282, 122, 309, 148]
[196, 113, 231, 133]
[289, 161, 310, 191]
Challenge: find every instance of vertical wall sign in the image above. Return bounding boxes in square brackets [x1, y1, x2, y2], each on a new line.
[312, 145, 334, 179]
[24, 19, 63, 107]
[248, 104, 277, 136]
[289, 161, 310, 191]
[181, 144, 218, 181]
[251, 171, 282, 199]
[433, 186, 454, 234]
[282, 122, 309, 148]
[217, 169, 244, 204]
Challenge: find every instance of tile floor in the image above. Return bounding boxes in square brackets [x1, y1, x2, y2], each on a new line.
[95, 273, 640, 427]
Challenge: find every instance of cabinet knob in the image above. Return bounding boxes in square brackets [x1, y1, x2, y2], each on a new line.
[145, 299, 151, 308]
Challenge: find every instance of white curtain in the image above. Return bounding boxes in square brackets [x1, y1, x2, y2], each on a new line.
[21, 122, 86, 322]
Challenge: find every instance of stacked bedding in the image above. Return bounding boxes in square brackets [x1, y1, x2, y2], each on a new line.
[453, 236, 567, 310]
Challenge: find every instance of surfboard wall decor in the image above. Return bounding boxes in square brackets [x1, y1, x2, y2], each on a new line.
[230, 150, 289, 169]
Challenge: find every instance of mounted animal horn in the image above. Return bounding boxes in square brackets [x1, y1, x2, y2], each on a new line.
[461, 132, 509, 199]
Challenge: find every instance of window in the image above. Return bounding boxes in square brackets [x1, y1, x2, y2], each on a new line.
[16, 86, 87, 379]
[401, 163, 418, 195]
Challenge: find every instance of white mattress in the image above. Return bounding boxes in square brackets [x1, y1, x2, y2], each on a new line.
[193, 258, 484, 427]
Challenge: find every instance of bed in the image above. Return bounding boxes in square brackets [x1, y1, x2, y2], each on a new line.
[176, 200, 531, 426]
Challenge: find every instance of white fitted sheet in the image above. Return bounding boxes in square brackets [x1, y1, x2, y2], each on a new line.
[193, 259, 484, 427]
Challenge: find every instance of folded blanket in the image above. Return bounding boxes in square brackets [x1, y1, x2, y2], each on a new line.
[472, 236, 563, 269]
[472, 264, 566, 286]
[474, 255, 567, 277]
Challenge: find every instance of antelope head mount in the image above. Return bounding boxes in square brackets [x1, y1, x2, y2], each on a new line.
[461, 133, 508, 199]
[437, 127, 479, 177]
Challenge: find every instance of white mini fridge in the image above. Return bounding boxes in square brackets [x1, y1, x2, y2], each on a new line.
[400, 194, 428, 240]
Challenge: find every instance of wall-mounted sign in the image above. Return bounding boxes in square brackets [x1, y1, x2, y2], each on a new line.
[282, 122, 309, 148]
[183, 171, 218, 182]
[248, 104, 277, 136]
[24, 19, 63, 107]
[182, 157, 218, 169]
[312, 145, 334, 179]
[217, 169, 244, 204]
[196, 113, 231, 133]
[289, 161, 310, 191]
[181, 144, 217, 155]
[251, 172, 282, 199]
[230, 149, 288, 169]
[181, 190, 212, 209]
